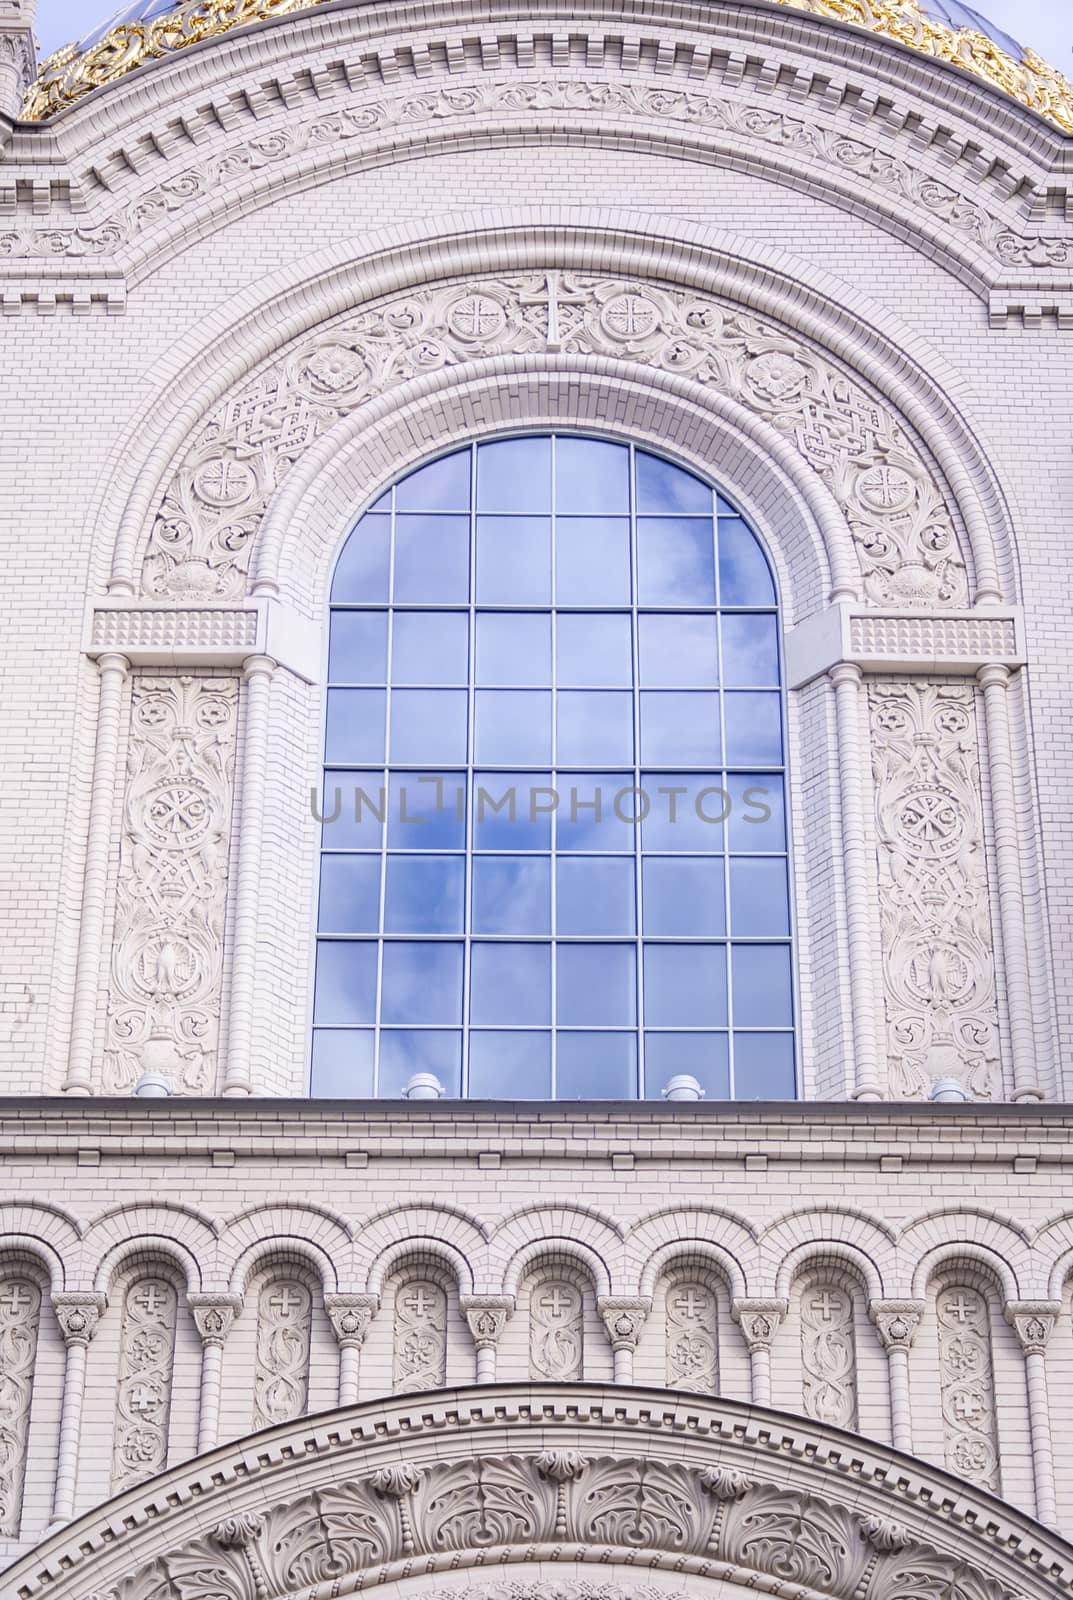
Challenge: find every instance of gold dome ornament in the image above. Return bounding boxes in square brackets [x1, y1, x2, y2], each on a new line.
[17, 0, 1073, 133]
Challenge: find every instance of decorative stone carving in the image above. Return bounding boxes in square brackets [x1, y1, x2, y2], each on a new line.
[104, 675, 238, 1095]
[112, 1277, 178, 1492]
[1005, 1301, 1062, 1355]
[252, 1278, 312, 1429]
[188, 1292, 242, 1347]
[800, 1281, 858, 1430]
[461, 1294, 514, 1351]
[665, 1278, 719, 1394]
[869, 1300, 925, 1351]
[325, 1292, 378, 1348]
[597, 1296, 650, 1352]
[140, 273, 968, 609]
[732, 1298, 788, 1351]
[0, 1275, 41, 1536]
[936, 1286, 1001, 1493]
[530, 1278, 584, 1380]
[869, 681, 1001, 1100]
[392, 1279, 446, 1393]
[52, 1291, 106, 1347]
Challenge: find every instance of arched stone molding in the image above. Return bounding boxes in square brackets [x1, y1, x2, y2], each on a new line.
[759, 1208, 897, 1289]
[502, 1239, 614, 1302]
[366, 1239, 475, 1300]
[225, 1235, 340, 1299]
[494, 1208, 621, 1297]
[631, 1218, 752, 1301]
[906, 1226, 1027, 1302]
[1035, 1216, 1073, 1301]
[775, 1241, 885, 1304]
[0, 1203, 81, 1293]
[88, 1234, 206, 1300]
[219, 1202, 352, 1293]
[6, 1384, 1071, 1600]
[353, 1205, 489, 1292]
[80, 1201, 218, 1286]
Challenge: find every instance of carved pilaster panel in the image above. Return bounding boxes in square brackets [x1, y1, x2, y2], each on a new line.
[252, 1279, 312, 1430]
[936, 1286, 1001, 1493]
[392, 1280, 446, 1394]
[529, 1279, 584, 1380]
[869, 681, 1001, 1100]
[800, 1281, 858, 1430]
[665, 1279, 719, 1394]
[104, 675, 238, 1095]
[113, 1277, 178, 1493]
[0, 1276, 41, 1536]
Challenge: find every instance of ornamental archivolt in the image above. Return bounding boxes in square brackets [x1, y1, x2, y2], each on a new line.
[142, 271, 969, 609]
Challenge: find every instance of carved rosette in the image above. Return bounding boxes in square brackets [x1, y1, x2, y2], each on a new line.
[936, 1286, 1001, 1493]
[530, 1278, 584, 1380]
[800, 1281, 858, 1429]
[732, 1298, 788, 1352]
[597, 1297, 650, 1352]
[52, 1291, 106, 1348]
[0, 1276, 42, 1536]
[869, 681, 1001, 1100]
[140, 274, 967, 609]
[252, 1279, 312, 1430]
[392, 1280, 446, 1394]
[325, 1293, 378, 1349]
[104, 675, 238, 1095]
[665, 1278, 719, 1394]
[112, 1277, 178, 1493]
[461, 1295, 514, 1351]
[869, 1300, 925, 1352]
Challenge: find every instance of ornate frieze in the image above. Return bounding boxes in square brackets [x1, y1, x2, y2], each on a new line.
[530, 1279, 584, 1380]
[252, 1279, 312, 1430]
[665, 1279, 719, 1394]
[936, 1286, 1001, 1493]
[0, 1276, 41, 1537]
[869, 681, 1001, 1100]
[103, 675, 239, 1095]
[392, 1280, 446, 1394]
[140, 272, 968, 609]
[112, 1277, 178, 1493]
[800, 1281, 858, 1430]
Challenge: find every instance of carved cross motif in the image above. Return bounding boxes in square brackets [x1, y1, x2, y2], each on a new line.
[809, 1291, 842, 1322]
[944, 1293, 974, 1323]
[0, 1283, 31, 1315]
[270, 1286, 302, 1318]
[114, 1278, 176, 1493]
[0, 1277, 40, 1536]
[539, 1287, 573, 1319]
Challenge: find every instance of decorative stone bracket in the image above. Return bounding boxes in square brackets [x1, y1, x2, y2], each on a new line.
[461, 1295, 515, 1382]
[869, 1300, 925, 1351]
[785, 606, 1025, 689]
[325, 1292, 379, 1349]
[1004, 1301, 1062, 1354]
[597, 1296, 651, 1381]
[84, 597, 320, 681]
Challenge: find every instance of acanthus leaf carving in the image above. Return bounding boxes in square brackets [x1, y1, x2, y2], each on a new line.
[732, 1297, 787, 1351]
[461, 1294, 514, 1350]
[720, 1484, 869, 1594]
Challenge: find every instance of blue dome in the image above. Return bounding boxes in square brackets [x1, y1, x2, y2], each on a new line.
[73, 0, 179, 54]
[922, 0, 1024, 61]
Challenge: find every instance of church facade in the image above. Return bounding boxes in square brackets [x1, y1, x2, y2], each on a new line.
[2, 1, 1073, 1595]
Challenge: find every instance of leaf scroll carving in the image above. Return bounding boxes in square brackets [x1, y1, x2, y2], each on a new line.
[0, 1275, 41, 1537]
[800, 1281, 858, 1430]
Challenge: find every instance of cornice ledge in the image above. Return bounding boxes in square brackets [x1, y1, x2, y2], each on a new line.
[84, 595, 320, 681]
[785, 603, 1026, 688]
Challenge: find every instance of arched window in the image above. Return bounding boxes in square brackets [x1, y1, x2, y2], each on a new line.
[312, 434, 794, 1101]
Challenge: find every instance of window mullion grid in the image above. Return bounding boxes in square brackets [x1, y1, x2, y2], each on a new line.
[549, 436, 559, 1100]
[629, 442, 644, 1100]
[463, 445, 478, 1099]
[715, 504, 735, 1099]
[373, 485, 398, 1097]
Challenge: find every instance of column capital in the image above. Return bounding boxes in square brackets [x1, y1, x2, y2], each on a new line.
[242, 652, 278, 681]
[1004, 1301, 1063, 1354]
[52, 1292, 106, 1347]
[731, 1298, 788, 1351]
[829, 660, 863, 689]
[325, 1293, 379, 1348]
[460, 1295, 514, 1351]
[95, 651, 130, 676]
[869, 1299, 925, 1351]
[976, 662, 1012, 690]
[597, 1296, 651, 1352]
[188, 1293, 243, 1348]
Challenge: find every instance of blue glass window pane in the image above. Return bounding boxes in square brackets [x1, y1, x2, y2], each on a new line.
[475, 690, 552, 764]
[331, 513, 390, 602]
[734, 1032, 795, 1099]
[329, 612, 388, 683]
[718, 517, 776, 605]
[730, 858, 790, 937]
[721, 615, 779, 686]
[636, 451, 712, 514]
[311, 1030, 374, 1097]
[472, 857, 551, 933]
[636, 519, 716, 606]
[557, 774, 638, 852]
[387, 771, 466, 848]
[726, 774, 786, 852]
[557, 944, 636, 1025]
[319, 855, 381, 933]
[392, 613, 469, 685]
[379, 1031, 462, 1097]
[638, 615, 719, 687]
[469, 1032, 552, 1098]
[733, 944, 793, 1027]
[314, 941, 377, 1024]
[556, 1033, 637, 1099]
[476, 613, 551, 686]
[470, 943, 551, 1025]
[476, 437, 552, 512]
[557, 691, 634, 765]
[555, 518, 632, 605]
[475, 517, 552, 605]
[555, 438, 629, 513]
[384, 856, 465, 934]
[395, 449, 471, 511]
[644, 944, 728, 1027]
[639, 692, 721, 765]
[641, 775, 727, 852]
[325, 690, 385, 764]
[556, 614, 632, 686]
[643, 1033, 730, 1101]
[390, 690, 468, 764]
[394, 514, 470, 603]
[381, 942, 463, 1024]
[724, 693, 783, 765]
[320, 774, 386, 849]
[642, 858, 726, 936]
[474, 774, 553, 851]
[557, 857, 636, 935]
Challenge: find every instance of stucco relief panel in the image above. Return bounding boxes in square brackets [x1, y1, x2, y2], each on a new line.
[0, 1275, 41, 1537]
